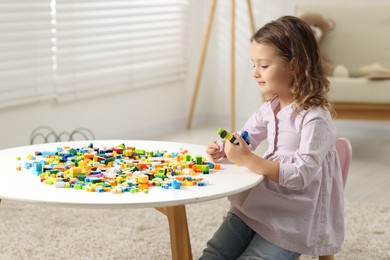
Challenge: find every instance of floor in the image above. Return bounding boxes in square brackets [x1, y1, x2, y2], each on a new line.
[153, 124, 390, 207]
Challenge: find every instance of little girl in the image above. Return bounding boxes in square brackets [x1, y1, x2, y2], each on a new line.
[201, 16, 344, 259]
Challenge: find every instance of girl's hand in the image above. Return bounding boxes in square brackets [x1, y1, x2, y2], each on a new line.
[225, 133, 279, 182]
[224, 133, 252, 165]
[206, 140, 225, 162]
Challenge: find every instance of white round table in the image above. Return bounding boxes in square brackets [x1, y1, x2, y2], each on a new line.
[0, 140, 263, 260]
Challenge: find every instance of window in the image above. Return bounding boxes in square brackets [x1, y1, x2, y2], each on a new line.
[0, 1, 53, 108]
[0, 0, 188, 108]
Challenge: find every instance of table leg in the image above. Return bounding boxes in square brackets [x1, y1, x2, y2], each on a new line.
[156, 205, 193, 260]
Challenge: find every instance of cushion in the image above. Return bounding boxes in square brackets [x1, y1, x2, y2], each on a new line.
[329, 77, 390, 103]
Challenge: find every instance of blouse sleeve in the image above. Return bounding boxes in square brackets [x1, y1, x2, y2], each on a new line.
[279, 110, 336, 190]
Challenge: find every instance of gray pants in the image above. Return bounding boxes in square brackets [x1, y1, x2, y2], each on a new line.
[199, 212, 300, 260]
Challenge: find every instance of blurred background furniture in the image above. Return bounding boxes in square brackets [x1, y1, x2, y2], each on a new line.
[30, 126, 95, 145]
[296, 3, 390, 120]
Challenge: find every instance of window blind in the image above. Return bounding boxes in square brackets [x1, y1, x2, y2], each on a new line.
[0, 0, 188, 107]
[54, 0, 189, 102]
[0, 0, 54, 109]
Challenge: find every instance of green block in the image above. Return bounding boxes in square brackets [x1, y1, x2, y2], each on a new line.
[202, 165, 210, 174]
[135, 149, 145, 156]
[69, 148, 77, 155]
[195, 156, 203, 165]
[104, 157, 115, 164]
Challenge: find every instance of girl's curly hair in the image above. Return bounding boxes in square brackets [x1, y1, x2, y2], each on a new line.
[251, 15, 335, 116]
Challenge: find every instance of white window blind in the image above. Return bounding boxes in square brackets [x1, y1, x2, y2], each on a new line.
[0, 0, 54, 109]
[55, 0, 189, 102]
[0, 0, 188, 107]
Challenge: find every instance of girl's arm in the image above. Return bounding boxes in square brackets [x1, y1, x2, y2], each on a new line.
[224, 133, 280, 183]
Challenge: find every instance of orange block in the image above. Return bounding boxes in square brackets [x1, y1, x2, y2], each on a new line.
[138, 163, 149, 170]
[125, 149, 133, 157]
[182, 180, 195, 186]
[84, 153, 94, 160]
[139, 183, 148, 191]
[176, 176, 185, 181]
[54, 165, 65, 172]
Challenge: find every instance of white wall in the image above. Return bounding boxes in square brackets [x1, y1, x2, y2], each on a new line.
[0, 83, 190, 149]
[1, 0, 389, 149]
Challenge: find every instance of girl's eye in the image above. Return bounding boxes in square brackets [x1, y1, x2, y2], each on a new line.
[261, 65, 269, 69]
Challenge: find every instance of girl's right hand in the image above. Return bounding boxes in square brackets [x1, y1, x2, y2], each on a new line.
[206, 141, 225, 162]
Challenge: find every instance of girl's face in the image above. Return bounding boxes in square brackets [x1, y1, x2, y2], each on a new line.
[250, 41, 292, 102]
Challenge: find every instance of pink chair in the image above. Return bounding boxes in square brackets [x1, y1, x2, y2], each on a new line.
[298, 137, 352, 260]
[335, 137, 352, 189]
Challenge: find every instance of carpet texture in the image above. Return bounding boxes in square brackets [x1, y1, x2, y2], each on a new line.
[0, 198, 389, 260]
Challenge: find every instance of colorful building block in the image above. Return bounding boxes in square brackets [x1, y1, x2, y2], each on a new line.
[17, 142, 225, 195]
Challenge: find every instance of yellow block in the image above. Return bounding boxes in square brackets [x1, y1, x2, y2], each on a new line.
[138, 175, 149, 184]
[70, 166, 82, 177]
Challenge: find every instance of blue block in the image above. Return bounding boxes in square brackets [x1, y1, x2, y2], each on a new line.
[205, 161, 214, 169]
[122, 186, 131, 192]
[32, 162, 43, 176]
[171, 180, 181, 189]
[41, 151, 57, 157]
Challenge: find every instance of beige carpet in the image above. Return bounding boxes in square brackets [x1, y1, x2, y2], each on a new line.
[0, 198, 389, 260]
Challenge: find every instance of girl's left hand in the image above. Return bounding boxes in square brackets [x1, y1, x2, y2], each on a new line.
[224, 133, 252, 165]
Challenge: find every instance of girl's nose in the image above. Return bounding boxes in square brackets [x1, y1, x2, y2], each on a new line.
[252, 68, 260, 78]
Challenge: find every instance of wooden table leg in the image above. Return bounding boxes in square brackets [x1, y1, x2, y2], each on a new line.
[156, 205, 193, 260]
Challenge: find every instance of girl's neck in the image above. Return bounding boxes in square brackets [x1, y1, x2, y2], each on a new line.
[276, 95, 293, 109]
[272, 96, 293, 115]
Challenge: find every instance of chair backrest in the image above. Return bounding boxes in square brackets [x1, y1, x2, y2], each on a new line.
[335, 137, 352, 189]
[30, 126, 95, 145]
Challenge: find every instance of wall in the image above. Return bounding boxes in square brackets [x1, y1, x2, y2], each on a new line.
[0, 83, 189, 149]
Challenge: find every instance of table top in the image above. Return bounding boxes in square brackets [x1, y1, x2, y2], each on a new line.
[0, 140, 263, 209]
